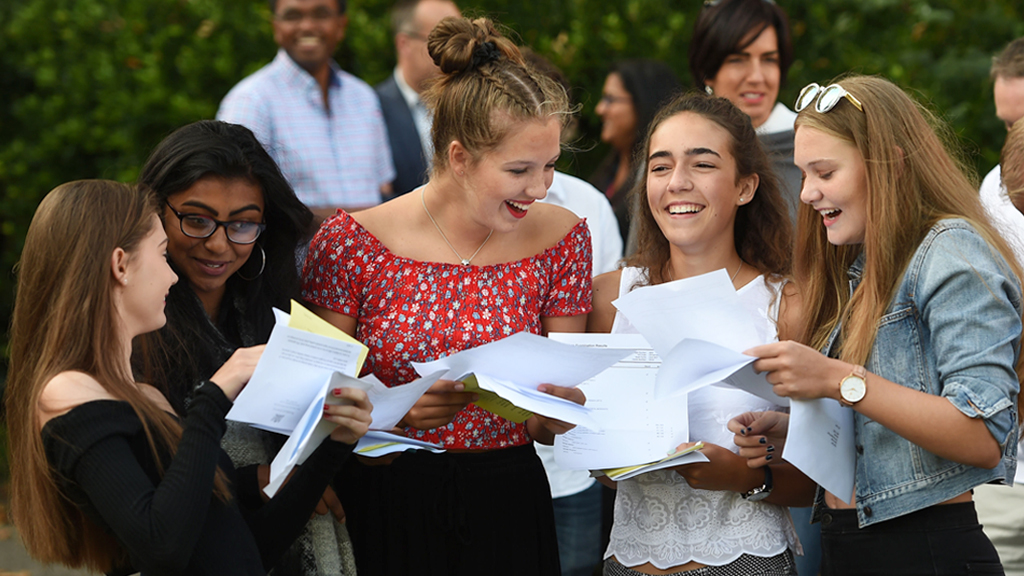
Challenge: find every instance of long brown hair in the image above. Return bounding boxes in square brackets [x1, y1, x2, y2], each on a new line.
[627, 91, 793, 284]
[6, 180, 228, 572]
[423, 16, 570, 171]
[793, 75, 1024, 421]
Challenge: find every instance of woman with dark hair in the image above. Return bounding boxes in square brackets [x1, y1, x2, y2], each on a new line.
[588, 92, 811, 575]
[6, 180, 371, 575]
[690, 0, 802, 222]
[591, 59, 681, 246]
[136, 120, 358, 574]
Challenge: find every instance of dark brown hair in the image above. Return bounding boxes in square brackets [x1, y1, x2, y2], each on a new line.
[689, 0, 793, 89]
[991, 37, 1024, 80]
[627, 91, 792, 283]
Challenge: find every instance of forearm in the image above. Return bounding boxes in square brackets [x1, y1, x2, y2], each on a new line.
[763, 463, 816, 507]
[527, 416, 555, 445]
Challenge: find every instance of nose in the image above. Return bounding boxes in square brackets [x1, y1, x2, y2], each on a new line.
[595, 99, 607, 116]
[799, 179, 820, 205]
[748, 60, 765, 84]
[529, 171, 550, 200]
[203, 226, 231, 253]
[666, 167, 691, 194]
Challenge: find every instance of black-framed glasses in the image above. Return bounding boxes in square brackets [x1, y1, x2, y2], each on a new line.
[795, 82, 864, 114]
[165, 201, 266, 245]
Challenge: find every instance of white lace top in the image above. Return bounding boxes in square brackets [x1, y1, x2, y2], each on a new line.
[606, 267, 800, 569]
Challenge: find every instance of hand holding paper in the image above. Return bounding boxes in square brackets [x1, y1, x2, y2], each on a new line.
[401, 378, 479, 430]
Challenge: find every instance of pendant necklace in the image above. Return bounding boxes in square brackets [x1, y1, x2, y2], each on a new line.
[421, 187, 493, 266]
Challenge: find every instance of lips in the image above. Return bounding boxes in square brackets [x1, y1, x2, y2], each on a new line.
[505, 199, 532, 219]
[819, 207, 842, 226]
[195, 258, 231, 276]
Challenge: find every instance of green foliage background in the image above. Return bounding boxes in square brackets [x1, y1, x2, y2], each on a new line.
[1, 0, 1023, 385]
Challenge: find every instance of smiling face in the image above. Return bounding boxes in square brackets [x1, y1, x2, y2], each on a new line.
[120, 216, 178, 338]
[163, 176, 265, 317]
[272, 0, 347, 76]
[595, 73, 638, 153]
[705, 25, 780, 129]
[794, 126, 869, 246]
[455, 117, 561, 232]
[646, 112, 756, 255]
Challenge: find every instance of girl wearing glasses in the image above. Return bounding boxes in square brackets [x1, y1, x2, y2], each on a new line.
[6, 180, 371, 575]
[591, 60, 682, 247]
[136, 120, 360, 574]
[590, 91, 809, 576]
[743, 74, 1023, 574]
[690, 0, 801, 224]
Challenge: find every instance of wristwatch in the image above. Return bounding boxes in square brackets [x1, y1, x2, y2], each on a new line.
[741, 466, 773, 501]
[839, 365, 868, 406]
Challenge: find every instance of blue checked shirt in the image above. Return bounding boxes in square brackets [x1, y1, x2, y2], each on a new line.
[217, 50, 395, 209]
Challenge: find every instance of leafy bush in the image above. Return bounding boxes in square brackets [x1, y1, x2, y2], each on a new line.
[0, 0, 1022, 385]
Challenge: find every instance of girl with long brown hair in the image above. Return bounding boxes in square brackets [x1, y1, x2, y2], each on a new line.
[6, 180, 372, 575]
[746, 74, 1023, 575]
[589, 92, 812, 576]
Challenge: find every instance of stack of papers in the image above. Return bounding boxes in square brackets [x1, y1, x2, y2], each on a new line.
[595, 443, 707, 481]
[355, 431, 444, 458]
[225, 301, 449, 497]
[412, 331, 631, 431]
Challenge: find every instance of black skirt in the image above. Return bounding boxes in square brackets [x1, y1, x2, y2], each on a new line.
[339, 442, 561, 576]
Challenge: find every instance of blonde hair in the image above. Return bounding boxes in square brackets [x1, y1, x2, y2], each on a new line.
[5, 180, 228, 572]
[423, 16, 570, 171]
[793, 75, 1024, 422]
[1002, 120, 1024, 215]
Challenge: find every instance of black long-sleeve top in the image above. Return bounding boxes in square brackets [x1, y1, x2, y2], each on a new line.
[42, 382, 353, 576]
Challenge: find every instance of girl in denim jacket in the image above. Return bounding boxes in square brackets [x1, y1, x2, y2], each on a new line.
[743, 75, 1024, 575]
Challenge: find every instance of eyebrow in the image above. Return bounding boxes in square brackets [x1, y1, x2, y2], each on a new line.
[179, 200, 263, 217]
[649, 147, 722, 161]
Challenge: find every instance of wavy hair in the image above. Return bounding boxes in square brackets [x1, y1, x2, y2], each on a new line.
[627, 91, 792, 284]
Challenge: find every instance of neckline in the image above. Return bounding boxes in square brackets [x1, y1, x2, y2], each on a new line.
[336, 211, 586, 270]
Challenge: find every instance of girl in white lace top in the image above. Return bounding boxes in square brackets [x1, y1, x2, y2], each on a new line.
[587, 92, 815, 575]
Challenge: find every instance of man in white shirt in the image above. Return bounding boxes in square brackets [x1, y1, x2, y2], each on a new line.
[376, 0, 461, 197]
[975, 35, 1024, 576]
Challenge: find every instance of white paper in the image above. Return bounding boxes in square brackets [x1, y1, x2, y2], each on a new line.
[355, 431, 445, 457]
[227, 313, 365, 434]
[343, 371, 449, 431]
[412, 331, 631, 387]
[474, 374, 602, 430]
[611, 268, 761, 357]
[655, 338, 788, 406]
[265, 375, 374, 497]
[605, 450, 710, 481]
[784, 398, 856, 504]
[551, 333, 691, 470]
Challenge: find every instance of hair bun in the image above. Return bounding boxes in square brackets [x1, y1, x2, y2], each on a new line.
[428, 17, 521, 75]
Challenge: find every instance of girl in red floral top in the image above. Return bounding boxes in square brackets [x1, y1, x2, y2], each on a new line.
[301, 16, 591, 576]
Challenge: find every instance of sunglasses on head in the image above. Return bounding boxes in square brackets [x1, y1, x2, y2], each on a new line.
[795, 82, 864, 114]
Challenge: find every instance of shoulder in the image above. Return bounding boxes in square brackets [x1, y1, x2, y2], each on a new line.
[38, 371, 118, 428]
[911, 219, 1021, 305]
[531, 202, 587, 245]
[337, 70, 379, 104]
[375, 75, 400, 99]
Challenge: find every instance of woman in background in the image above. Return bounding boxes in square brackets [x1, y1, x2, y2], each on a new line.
[690, 0, 802, 224]
[591, 59, 681, 246]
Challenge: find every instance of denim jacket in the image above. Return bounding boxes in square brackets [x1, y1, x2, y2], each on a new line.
[816, 219, 1022, 527]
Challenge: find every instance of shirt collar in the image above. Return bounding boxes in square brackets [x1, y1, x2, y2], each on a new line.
[275, 49, 343, 91]
[393, 67, 422, 109]
[756, 102, 797, 135]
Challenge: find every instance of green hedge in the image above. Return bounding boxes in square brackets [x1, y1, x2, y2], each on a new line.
[1, 0, 1022, 381]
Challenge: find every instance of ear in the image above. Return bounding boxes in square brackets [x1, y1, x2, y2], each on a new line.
[111, 247, 129, 286]
[448, 140, 470, 178]
[337, 13, 349, 41]
[737, 173, 759, 205]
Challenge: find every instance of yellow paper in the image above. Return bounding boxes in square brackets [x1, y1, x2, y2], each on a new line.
[461, 375, 534, 424]
[603, 442, 704, 480]
[287, 300, 369, 373]
[356, 442, 398, 454]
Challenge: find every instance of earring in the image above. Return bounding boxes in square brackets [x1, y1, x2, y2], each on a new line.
[237, 245, 266, 281]
[705, 85, 714, 96]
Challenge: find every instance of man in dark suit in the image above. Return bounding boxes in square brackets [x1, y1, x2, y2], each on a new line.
[376, 0, 461, 198]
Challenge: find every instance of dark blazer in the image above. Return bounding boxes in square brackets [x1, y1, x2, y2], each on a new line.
[375, 75, 429, 197]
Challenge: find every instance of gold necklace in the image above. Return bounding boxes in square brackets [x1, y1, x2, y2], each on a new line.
[421, 187, 493, 266]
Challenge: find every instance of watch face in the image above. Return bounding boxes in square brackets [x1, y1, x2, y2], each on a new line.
[841, 375, 867, 403]
[745, 488, 770, 502]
